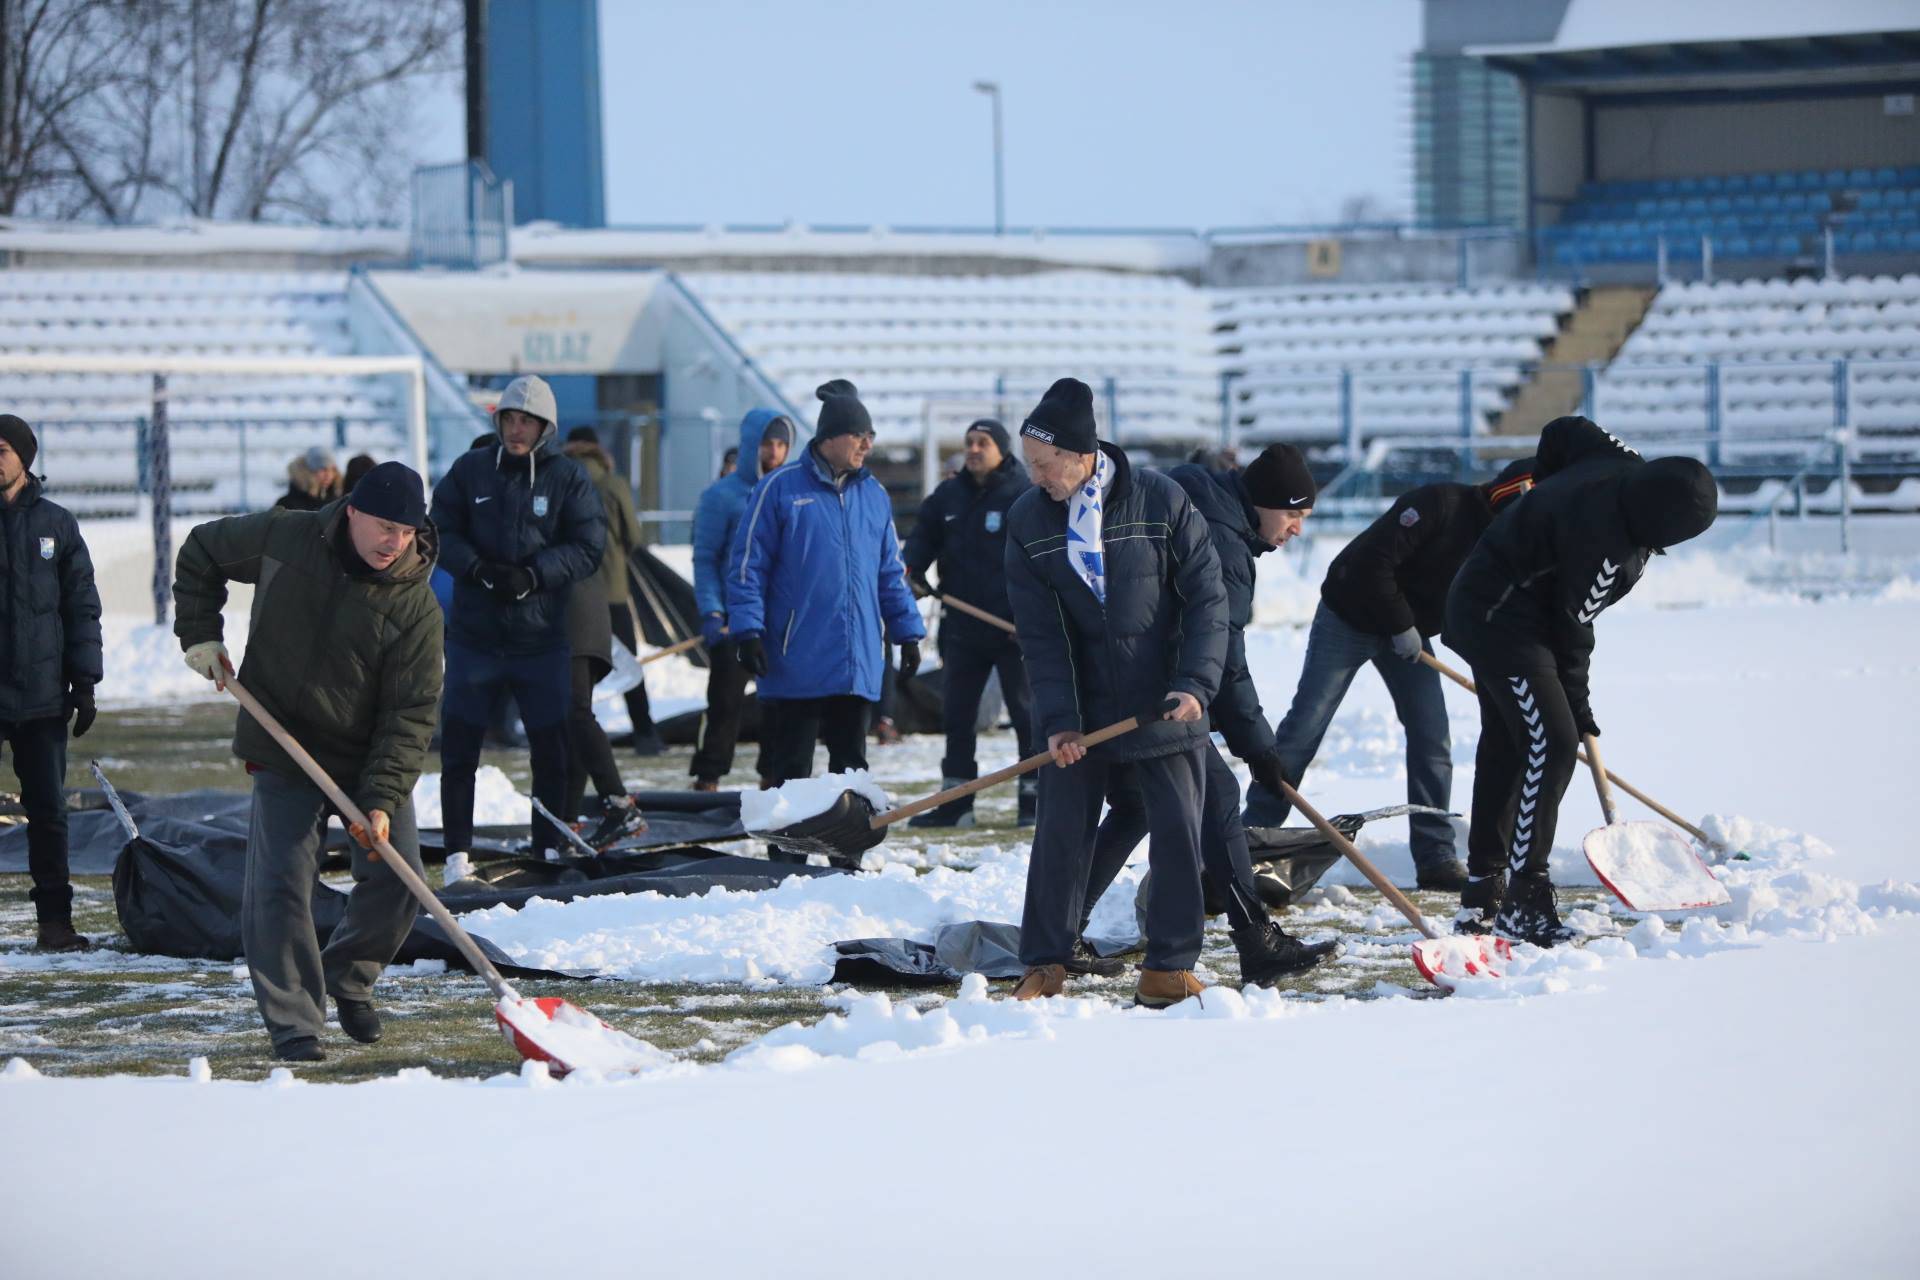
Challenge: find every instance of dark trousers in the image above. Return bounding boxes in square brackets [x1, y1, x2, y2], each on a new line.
[1465, 666, 1579, 880]
[440, 638, 571, 854]
[760, 694, 872, 864]
[2, 717, 72, 924]
[606, 603, 656, 736]
[1081, 743, 1265, 933]
[690, 643, 759, 784]
[1243, 601, 1456, 867]
[939, 636, 1034, 780]
[565, 655, 625, 821]
[244, 768, 426, 1049]
[1020, 743, 1207, 972]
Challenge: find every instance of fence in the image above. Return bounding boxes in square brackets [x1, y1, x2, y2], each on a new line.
[410, 161, 513, 270]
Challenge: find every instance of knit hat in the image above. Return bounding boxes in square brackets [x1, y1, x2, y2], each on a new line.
[566, 425, 600, 445]
[814, 380, 873, 441]
[0, 414, 37, 472]
[1485, 456, 1535, 509]
[1241, 443, 1316, 510]
[302, 445, 336, 472]
[762, 415, 794, 448]
[494, 375, 557, 428]
[1020, 378, 1098, 455]
[1621, 456, 1718, 549]
[347, 460, 430, 528]
[966, 417, 1012, 458]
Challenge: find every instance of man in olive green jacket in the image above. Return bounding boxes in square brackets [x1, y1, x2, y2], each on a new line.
[173, 462, 442, 1064]
[564, 427, 660, 752]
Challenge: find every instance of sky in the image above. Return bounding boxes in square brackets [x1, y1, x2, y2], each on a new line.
[586, 0, 1423, 230]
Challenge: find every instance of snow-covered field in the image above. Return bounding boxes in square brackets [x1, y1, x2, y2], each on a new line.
[7, 535, 1920, 1277]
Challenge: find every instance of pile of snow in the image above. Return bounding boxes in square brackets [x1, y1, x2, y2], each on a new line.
[411, 766, 525, 829]
[737, 770, 892, 832]
[97, 619, 250, 707]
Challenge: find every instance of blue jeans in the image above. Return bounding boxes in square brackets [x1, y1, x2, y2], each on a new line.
[1242, 601, 1456, 868]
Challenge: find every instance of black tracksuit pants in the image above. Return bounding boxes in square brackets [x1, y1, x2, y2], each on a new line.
[2, 717, 73, 924]
[759, 694, 872, 864]
[1020, 743, 1207, 972]
[938, 635, 1034, 780]
[690, 644, 760, 785]
[1466, 665, 1579, 880]
[606, 604, 657, 737]
[565, 656, 626, 822]
[1079, 743, 1266, 934]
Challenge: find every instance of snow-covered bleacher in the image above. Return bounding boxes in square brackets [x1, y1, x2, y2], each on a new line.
[1214, 282, 1573, 444]
[681, 271, 1221, 444]
[1595, 275, 1920, 457]
[0, 271, 408, 513]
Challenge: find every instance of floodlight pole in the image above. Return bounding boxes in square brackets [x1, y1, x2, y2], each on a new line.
[973, 80, 1004, 234]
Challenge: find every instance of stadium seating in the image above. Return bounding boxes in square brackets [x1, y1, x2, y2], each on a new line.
[1214, 282, 1573, 442]
[0, 271, 408, 513]
[1593, 275, 1920, 456]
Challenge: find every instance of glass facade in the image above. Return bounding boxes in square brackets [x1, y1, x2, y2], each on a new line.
[1413, 53, 1527, 228]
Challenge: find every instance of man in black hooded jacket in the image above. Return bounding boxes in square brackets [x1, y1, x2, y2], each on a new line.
[1446, 416, 1717, 944]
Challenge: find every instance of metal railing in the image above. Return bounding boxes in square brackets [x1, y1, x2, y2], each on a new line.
[410, 160, 513, 269]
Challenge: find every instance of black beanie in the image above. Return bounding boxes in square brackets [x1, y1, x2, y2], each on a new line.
[348, 460, 429, 528]
[1621, 456, 1718, 550]
[1241, 444, 1316, 510]
[1020, 378, 1098, 455]
[1485, 456, 1535, 510]
[814, 380, 873, 441]
[0, 414, 37, 472]
[566, 425, 600, 445]
[966, 417, 1012, 458]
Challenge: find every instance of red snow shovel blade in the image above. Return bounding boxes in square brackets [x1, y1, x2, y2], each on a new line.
[1410, 935, 1513, 988]
[1584, 819, 1731, 911]
[494, 996, 663, 1078]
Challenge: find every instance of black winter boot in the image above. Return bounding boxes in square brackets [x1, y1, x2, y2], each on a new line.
[584, 793, 647, 850]
[1231, 920, 1338, 986]
[274, 1036, 326, 1063]
[1064, 937, 1125, 978]
[1454, 873, 1505, 935]
[1493, 871, 1577, 947]
[1017, 776, 1038, 827]
[1416, 859, 1470, 892]
[334, 997, 383, 1044]
[906, 777, 976, 829]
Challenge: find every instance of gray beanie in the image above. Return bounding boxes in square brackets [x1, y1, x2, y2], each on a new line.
[302, 445, 336, 472]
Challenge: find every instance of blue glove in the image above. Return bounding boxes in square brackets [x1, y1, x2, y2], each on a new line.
[701, 612, 727, 649]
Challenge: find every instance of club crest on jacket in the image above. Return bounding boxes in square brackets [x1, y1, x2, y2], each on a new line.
[39, 536, 55, 559]
[533, 495, 549, 517]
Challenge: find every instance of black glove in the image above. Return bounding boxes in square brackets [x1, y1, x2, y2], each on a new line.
[907, 572, 933, 600]
[736, 634, 767, 677]
[468, 559, 508, 591]
[1576, 711, 1600, 739]
[898, 641, 921, 676]
[1246, 750, 1293, 801]
[66, 685, 96, 739]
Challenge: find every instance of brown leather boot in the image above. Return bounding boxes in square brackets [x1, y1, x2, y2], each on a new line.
[1134, 968, 1205, 1009]
[692, 779, 720, 793]
[34, 922, 94, 953]
[1011, 964, 1066, 1000]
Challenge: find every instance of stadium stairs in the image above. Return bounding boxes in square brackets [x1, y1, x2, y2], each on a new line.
[1496, 285, 1657, 435]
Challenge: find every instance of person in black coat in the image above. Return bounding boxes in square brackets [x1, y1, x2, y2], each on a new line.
[1243, 456, 1538, 890]
[0, 416, 103, 951]
[1002, 379, 1228, 1009]
[429, 375, 607, 857]
[1078, 446, 1338, 985]
[1446, 416, 1717, 944]
[901, 418, 1037, 828]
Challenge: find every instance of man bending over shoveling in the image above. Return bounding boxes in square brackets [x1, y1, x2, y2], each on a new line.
[1003, 378, 1228, 1009]
[174, 462, 443, 1063]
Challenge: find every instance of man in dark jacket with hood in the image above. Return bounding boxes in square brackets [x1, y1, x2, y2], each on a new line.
[174, 461, 442, 1062]
[1003, 378, 1228, 1009]
[901, 417, 1037, 828]
[0, 415, 102, 951]
[430, 375, 606, 857]
[1446, 416, 1717, 944]
[1244, 456, 1538, 889]
[688, 408, 792, 789]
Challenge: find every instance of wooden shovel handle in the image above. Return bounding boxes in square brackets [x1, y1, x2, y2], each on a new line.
[872, 703, 1169, 828]
[1583, 734, 1618, 825]
[225, 679, 521, 1003]
[1416, 651, 1725, 851]
[937, 593, 1018, 635]
[639, 634, 704, 665]
[1277, 778, 1438, 940]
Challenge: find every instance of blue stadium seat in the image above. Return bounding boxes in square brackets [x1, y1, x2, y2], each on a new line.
[1783, 193, 1809, 213]
[1683, 196, 1707, 215]
[1707, 195, 1731, 214]
[1776, 234, 1801, 256]
[1675, 177, 1702, 195]
[1848, 168, 1872, 187]
[1758, 192, 1783, 213]
[1904, 228, 1920, 252]
[1725, 236, 1753, 257]
[1853, 230, 1881, 253]
[1894, 208, 1919, 226]
[1807, 192, 1832, 213]
[1886, 189, 1911, 208]
[1801, 169, 1826, 189]
[1857, 190, 1885, 210]
[1725, 174, 1751, 193]
[1873, 167, 1899, 187]
[1700, 175, 1724, 194]
[1900, 166, 1920, 185]
[1823, 169, 1847, 187]
[1652, 179, 1676, 197]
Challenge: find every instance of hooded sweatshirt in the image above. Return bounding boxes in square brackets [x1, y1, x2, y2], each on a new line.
[691, 409, 793, 619]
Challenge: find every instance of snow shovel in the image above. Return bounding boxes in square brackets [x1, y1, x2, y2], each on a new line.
[745, 698, 1180, 859]
[1580, 734, 1730, 913]
[640, 634, 704, 665]
[1416, 651, 1736, 857]
[1269, 776, 1508, 989]
[937, 594, 1018, 636]
[223, 678, 661, 1077]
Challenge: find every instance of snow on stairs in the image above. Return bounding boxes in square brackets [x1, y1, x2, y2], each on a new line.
[1495, 285, 1658, 435]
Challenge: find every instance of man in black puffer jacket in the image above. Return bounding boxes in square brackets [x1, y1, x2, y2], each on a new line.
[1243, 455, 1537, 890]
[902, 418, 1036, 828]
[1003, 379, 1227, 1009]
[0, 416, 102, 952]
[430, 375, 606, 856]
[1446, 416, 1717, 944]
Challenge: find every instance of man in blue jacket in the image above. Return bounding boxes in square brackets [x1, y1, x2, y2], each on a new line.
[1003, 378, 1227, 1009]
[725, 381, 925, 861]
[688, 408, 792, 790]
[429, 375, 606, 856]
[901, 418, 1036, 828]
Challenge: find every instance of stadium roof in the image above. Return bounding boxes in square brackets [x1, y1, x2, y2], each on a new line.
[1470, 26, 1920, 95]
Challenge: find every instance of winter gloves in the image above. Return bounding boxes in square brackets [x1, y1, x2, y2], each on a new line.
[469, 560, 537, 600]
[1576, 710, 1601, 739]
[1390, 627, 1424, 663]
[907, 571, 933, 600]
[898, 642, 921, 676]
[65, 685, 96, 738]
[1247, 750, 1294, 805]
[183, 641, 234, 690]
[736, 634, 768, 677]
[701, 612, 728, 650]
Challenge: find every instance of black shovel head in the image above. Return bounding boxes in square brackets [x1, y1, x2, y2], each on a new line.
[750, 790, 886, 859]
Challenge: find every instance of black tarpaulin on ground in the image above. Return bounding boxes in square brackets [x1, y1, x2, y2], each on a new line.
[830, 923, 1136, 987]
[438, 846, 846, 912]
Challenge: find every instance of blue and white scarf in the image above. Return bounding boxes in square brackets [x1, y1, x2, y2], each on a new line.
[1065, 450, 1112, 605]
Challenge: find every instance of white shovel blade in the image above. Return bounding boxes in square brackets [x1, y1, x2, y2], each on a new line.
[1584, 819, 1731, 912]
